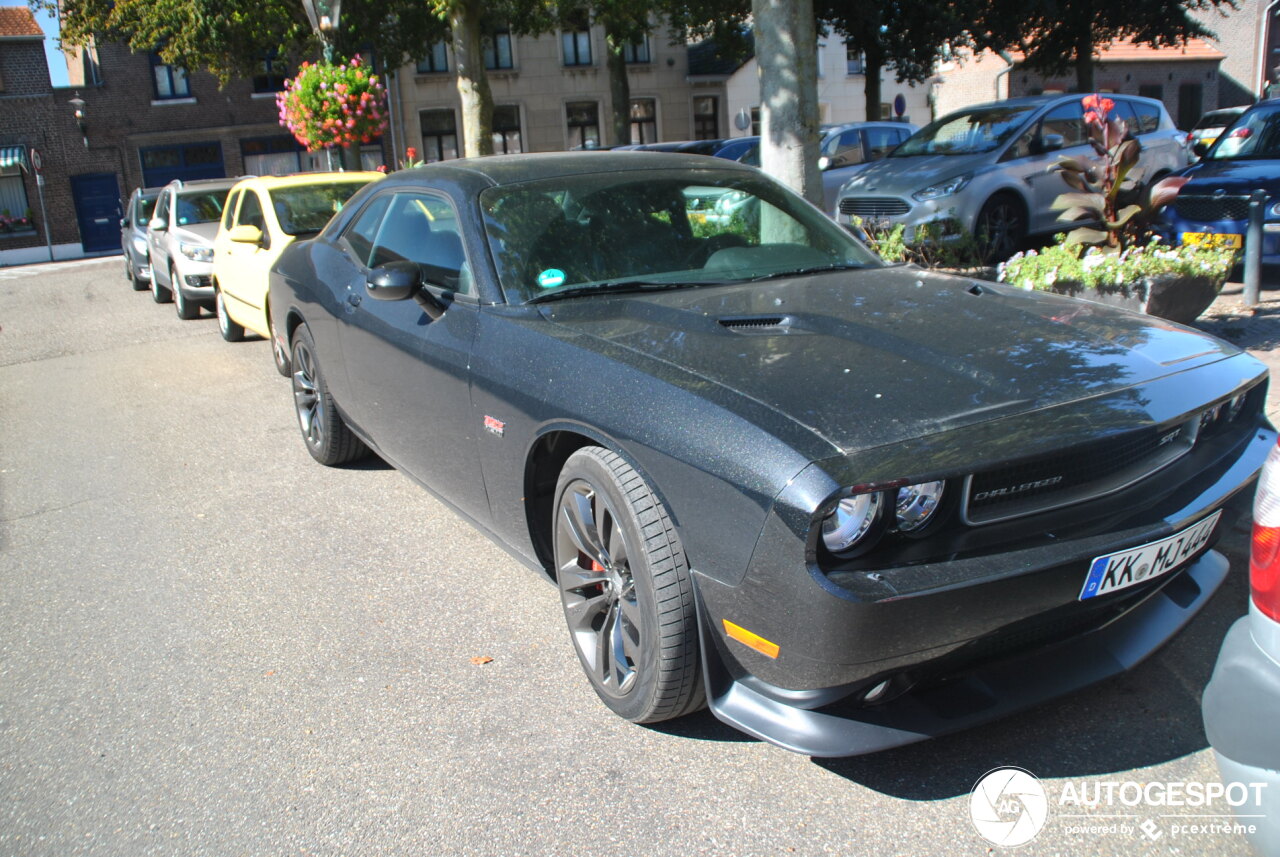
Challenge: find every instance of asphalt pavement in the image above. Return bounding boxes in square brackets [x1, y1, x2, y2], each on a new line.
[0, 257, 1272, 857]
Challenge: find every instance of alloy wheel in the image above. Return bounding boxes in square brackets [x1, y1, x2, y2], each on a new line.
[291, 339, 324, 451]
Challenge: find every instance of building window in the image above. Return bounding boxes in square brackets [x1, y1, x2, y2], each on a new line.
[1138, 83, 1164, 102]
[417, 41, 450, 74]
[492, 105, 523, 153]
[630, 98, 657, 144]
[242, 136, 304, 175]
[562, 15, 592, 66]
[0, 166, 32, 232]
[623, 37, 650, 64]
[846, 43, 864, 75]
[420, 109, 460, 162]
[750, 106, 761, 136]
[566, 101, 600, 148]
[693, 95, 719, 139]
[253, 53, 288, 93]
[484, 27, 514, 70]
[150, 53, 190, 99]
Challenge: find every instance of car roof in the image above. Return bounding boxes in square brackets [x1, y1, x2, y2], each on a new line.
[165, 177, 241, 193]
[381, 152, 759, 189]
[230, 171, 384, 192]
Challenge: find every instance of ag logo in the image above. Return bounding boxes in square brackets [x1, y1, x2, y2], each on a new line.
[969, 767, 1049, 847]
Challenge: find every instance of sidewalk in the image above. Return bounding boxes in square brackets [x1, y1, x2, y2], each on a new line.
[1193, 280, 1280, 423]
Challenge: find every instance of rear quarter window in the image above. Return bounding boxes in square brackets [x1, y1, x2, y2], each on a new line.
[1131, 101, 1161, 135]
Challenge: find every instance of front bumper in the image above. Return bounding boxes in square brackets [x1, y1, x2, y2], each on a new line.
[175, 263, 214, 300]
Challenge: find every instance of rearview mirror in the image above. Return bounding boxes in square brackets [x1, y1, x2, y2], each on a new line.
[228, 224, 264, 245]
[148, 217, 167, 232]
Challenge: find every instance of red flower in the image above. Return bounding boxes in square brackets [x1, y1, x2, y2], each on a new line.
[406, 147, 418, 162]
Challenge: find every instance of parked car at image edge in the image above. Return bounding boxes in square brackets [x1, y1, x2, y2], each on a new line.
[147, 177, 239, 319]
[1187, 105, 1248, 155]
[1157, 98, 1280, 265]
[834, 93, 1191, 258]
[120, 186, 162, 291]
[1203, 436, 1280, 857]
[212, 171, 383, 375]
[270, 152, 1273, 757]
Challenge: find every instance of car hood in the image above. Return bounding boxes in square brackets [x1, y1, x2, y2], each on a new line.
[538, 267, 1241, 454]
[839, 153, 992, 196]
[170, 222, 220, 245]
[1178, 159, 1280, 193]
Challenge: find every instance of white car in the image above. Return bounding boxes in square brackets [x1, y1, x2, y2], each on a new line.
[1202, 436, 1280, 857]
[147, 177, 239, 319]
[834, 94, 1191, 259]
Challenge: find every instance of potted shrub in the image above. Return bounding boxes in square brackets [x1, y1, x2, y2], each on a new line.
[999, 94, 1236, 324]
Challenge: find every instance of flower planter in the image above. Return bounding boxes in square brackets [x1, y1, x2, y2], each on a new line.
[1047, 273, 1223, 325]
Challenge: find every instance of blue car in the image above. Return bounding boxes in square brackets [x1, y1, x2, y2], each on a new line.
[1159, 98, 1280, 264]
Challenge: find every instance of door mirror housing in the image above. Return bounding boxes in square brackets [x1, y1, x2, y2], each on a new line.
[1193, 141, 1209, 157]
[148, 217, 167, 232]
[817, 156, 831, 171]
[1030, 134, 1066, 155]
[228, 224, 264, 245]
[366, 260, 421, 301]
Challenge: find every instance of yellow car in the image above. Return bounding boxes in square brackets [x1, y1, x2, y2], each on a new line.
[212, 171, 383, 374]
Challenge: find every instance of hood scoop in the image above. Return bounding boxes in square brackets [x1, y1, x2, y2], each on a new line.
[717, 315, 793, 334]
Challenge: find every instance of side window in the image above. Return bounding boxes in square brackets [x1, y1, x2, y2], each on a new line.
[237, 191, 266, 232]
[222, 190, 241, 231]
[369, 193, 471, 293]
[1111, 99, 1140, 138]
[864, 127, 902, 161]
[1039, 102, 1086, 147]
[155, 191, 171, 225]
[341, 194, 392, 267]
[1132, 101, 1161, 135]
[827, 129, 864, 167]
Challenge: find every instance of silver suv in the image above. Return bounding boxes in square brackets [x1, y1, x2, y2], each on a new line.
[147, 177, 239, 319]
[834, 94, 1191, 258]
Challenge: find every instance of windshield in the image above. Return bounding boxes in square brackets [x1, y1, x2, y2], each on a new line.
[893, 104, 1038, 156]
[136, 196, 157, 222]
[1204, 105, 1280, 161]
[480, 170, 880, 304]
[174, 191, 227, 225]
[271, 181, 371, 236]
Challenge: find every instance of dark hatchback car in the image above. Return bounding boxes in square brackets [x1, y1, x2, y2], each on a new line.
[270, 153, 1273, 757]
[1159, 98, 1280, 264]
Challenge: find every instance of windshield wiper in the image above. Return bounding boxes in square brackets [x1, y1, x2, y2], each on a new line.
[526, 280, 698, 304]
[747, 263, 866, 282]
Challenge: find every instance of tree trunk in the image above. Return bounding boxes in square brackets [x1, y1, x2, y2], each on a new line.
[1073, 21, 1094, 92]
[605, 30, 631, 146]
[752, 0, 821, 206]
[450, 1, 493, 158]
[863, 46, 884, 123]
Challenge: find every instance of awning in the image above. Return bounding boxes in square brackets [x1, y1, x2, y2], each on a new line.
[0, 145, 28, 171]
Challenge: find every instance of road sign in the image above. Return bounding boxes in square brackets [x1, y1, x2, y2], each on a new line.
[30, 148, 42, 174]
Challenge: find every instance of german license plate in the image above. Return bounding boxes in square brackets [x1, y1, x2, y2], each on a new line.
[1079, 510, 1221, 600]
[1181, 232, 1243, 249]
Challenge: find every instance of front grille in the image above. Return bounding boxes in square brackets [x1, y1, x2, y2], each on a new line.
[1173, 194, 1252, 222]
[839, 197, 910, 217]
[963, 421, 1194, 524]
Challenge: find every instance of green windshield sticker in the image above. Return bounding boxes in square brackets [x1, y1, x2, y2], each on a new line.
[537, 269, 566, 289]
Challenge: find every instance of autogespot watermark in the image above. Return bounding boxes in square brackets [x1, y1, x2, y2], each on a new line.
[969, 767, 1269, 848]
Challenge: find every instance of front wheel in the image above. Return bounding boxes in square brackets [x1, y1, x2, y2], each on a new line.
[215, 289, 245, 342]
[290, 325, 367, 466]
[151, 269, 171, 303]
[174, 268, 199, 320]
[974, 194, 1026, 263]
[554, 447, 704, 723]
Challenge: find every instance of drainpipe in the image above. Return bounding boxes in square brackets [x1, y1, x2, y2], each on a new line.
[387, 68, 402, 167]
[1257, 0, 1280, 97]
[995, 50, 1015, 101]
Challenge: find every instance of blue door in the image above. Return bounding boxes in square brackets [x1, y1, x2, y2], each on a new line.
[69, 172, 122, 253]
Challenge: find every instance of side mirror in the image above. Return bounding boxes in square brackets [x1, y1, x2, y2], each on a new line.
[1192, 141, 1208, 157]
[228, 224, 264, 245]
[148, 217, 167, 231]
[1033, 133, 1066, 155]
[817, 156, 831, 171]
[366, 260, 421, 301]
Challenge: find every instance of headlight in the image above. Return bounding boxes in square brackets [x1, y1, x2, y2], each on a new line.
[912, 173, 972, 202]
[1269, 202, 1280, 218]
[895, 481, 945, 532]
[132, 236, 149, 256]
[1227, 393, 1247, 421]
[179, 242, 213, 262]
[821, 492, 883, 555]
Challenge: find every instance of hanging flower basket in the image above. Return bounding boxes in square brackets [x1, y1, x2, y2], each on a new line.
[276, 55, 388, 155]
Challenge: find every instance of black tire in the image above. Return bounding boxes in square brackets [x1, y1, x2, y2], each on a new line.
[975, 194, 1027, 263]
[215, 289, 245, 342]
[151, 268, 172, 303]
[553, 447, 704, 723]
[290, 325, 367, 466]
[174, 267, 199, 320]
[268, 303, 291, 377]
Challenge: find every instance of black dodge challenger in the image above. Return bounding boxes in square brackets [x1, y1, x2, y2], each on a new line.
[268, 153, 1274, 757]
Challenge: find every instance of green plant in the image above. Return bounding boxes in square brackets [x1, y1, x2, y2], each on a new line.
[998, 238, 1237, 296]
[1049, 94, 1187, 249]
[852, 216, 990, 269]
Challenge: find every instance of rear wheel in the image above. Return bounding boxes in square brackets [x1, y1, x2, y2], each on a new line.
[975, 194, 1026, 263]
[290, 325, 367, 466]
[215, 289, 245, 342]
[553, 447, 704, 723]
[174, 267, 199, 320]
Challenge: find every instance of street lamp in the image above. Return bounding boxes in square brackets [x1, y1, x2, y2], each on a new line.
[300, 0, 343, 63]
[69, 93, 87, 149]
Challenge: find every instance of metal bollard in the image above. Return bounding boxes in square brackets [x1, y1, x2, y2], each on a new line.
[1243, 188, 1266, 309]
